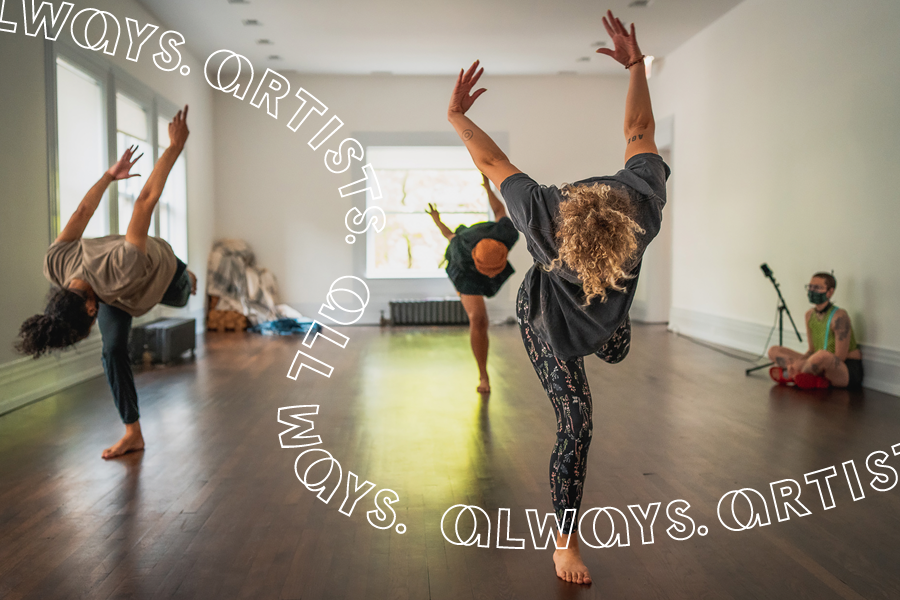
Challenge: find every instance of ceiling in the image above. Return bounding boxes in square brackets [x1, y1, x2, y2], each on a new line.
[136, 0, 745, 76]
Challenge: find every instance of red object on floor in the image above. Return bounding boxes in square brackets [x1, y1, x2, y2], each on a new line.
[793, 373, 831, 389]
[769, 366, 793, 385]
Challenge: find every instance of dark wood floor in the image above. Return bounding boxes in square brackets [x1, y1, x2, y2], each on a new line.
[1, 324, 899, 599]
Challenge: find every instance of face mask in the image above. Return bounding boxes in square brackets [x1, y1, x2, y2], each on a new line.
[808, 290, 829, 304]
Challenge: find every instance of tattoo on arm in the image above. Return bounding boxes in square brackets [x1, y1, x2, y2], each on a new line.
[810, 362, 823, 376]
[833, 314, 851, 341]
[627, 134, 644, 145]
[775, 357, 788, 368]
[463, 129, 474, 140]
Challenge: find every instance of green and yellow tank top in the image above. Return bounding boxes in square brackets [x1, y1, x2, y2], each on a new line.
[808, 305, 858, 354]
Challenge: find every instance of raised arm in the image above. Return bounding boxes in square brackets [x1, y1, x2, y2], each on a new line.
[125, 106, 189, 253]
[426, 203, 455, 241]
[482, 172, 507, 221]
[447, 61, 521, 190]
[596, 10, 658, 162]
[55, 146, 142, 244]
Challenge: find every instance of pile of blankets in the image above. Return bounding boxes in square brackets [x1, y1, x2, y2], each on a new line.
[206, 239, 312, 331]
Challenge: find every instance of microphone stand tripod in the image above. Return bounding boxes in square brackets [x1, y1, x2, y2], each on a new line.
[746, 266, 803, 375]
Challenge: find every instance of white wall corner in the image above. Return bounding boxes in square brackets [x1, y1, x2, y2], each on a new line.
[0, 338, 104, 416]
[668, 307, 900, 398]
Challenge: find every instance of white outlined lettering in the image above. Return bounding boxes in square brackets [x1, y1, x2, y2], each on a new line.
[324, 138, 364, 174]
[496, 508, 526, 550]
[277, 405, 322, 449]
[842, 460, 866, 501]
[338, 472, 376, 517]
[579, 507, 631, 549]
[70, 7, 119, 55]
[287, 350, 334, 379]
[440, 504, 491, 547]
[22, 0, 72, 40]
[524, 509, 576, 550]
[665, 499, 697, 541]
[866, 450, 898, 492]
[124, 17, 157, 62]
[152, 30, 184, 73]
[717, 487, 771, 532]
[204, 49, 255, 100]
[286, 87, 327, 132]
[627, 502, 661, 544]
[294, 448, 342, 504]
[804, 466, 838, 510]
[0, 0, 17, 33]
[318, 276, 369, 326]
[250, 68, 291, 119]
[769, 479, 812, 522]
[339, 163, 383, 200]
[302, 321, 349, 351]
[367, 489, 400, 531]
[308, 115, 343, 150]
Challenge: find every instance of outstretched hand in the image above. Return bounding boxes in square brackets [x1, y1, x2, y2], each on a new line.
[448, 60, 486, 117]
[425, 203, 441, 221]
[107, 145, 143, 180]
[168, 105, 190, 149]
[596, 10, 643, 67]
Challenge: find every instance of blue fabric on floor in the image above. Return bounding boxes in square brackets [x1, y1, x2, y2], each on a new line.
[248, 318, 320, 336]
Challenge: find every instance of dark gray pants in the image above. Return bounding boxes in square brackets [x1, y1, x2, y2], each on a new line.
[99, 259, 190, 424]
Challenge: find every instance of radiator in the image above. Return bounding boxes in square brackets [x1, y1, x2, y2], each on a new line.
[389, 298, 469, 325]
[129, 318, 196, 364]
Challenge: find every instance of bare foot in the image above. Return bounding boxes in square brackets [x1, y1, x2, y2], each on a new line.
[553, 533, 591, 585]
[102, 425, 145, 459]
[477, 376, 491, 394]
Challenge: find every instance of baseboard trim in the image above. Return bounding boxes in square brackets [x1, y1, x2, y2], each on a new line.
[0, 337, 104, 416]
[669, 307, 900, 397]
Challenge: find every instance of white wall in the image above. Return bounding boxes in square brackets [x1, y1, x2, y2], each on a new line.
[0, 0, 216, 413]
[213, 73, 631, 323]
[652, 0, 900, 393]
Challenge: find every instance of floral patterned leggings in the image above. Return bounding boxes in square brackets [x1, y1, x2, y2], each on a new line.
[516, 282, 632, 533]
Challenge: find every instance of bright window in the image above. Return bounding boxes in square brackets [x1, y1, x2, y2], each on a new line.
[366, 146, 488, 279]
[157, 115, 188, 261]
[53, 52, 189, 261]
[56, 58, 108, 238]
[116, 93, 154, 236]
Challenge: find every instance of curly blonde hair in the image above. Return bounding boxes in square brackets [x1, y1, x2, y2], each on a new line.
[551, 183, 644, 304]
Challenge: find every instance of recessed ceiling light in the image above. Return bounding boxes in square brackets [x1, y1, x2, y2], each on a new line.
[576, 57, 590, 62]
[628, 0, 652, 7]
[257, 39, 273, 45]
[227, 0, 249, 4]
[242, 19, 261, 25]
[268, 55, 281, 60]
[591, 41, 607, 47]
[558, 70, 577, 76]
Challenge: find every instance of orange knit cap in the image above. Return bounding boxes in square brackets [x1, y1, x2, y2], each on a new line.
[472, 238, 508, 278]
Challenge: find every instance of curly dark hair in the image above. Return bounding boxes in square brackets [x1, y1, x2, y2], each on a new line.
[16, 288, 96, 358]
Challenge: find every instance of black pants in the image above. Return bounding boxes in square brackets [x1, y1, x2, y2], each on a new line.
[516, 282, 631, 533]
[98, 259, 190, 424]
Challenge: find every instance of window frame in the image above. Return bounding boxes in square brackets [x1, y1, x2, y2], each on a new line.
[45, 40, 186, 244]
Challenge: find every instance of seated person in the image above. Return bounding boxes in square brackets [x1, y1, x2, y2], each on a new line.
[426, 173, 519, 393]
[768, 272, 863, 389]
